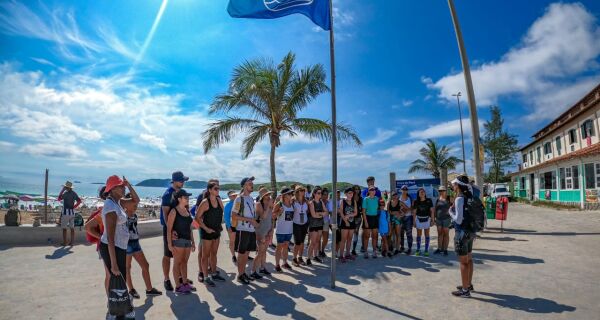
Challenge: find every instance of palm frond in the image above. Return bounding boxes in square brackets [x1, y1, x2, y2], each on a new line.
[290, 118, 362, 147]
[202, 117, 265, 154]
[283, 64, 329, 119]
[241, 124, 271, 159]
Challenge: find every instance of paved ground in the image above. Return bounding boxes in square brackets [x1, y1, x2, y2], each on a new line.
[1, 203, 599, 320]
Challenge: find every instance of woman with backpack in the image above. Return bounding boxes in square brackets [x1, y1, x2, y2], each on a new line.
[307, 186, 327, 264]
[412, 188, 434, 256]
[351, 185, 363, 256]
[450, 175, 476, 297]
[253, 187, 274, 277]
[339, 187, 357, 263]
[99, 176, 137, 319]
[85, 187, 109, 293]
[398, 185, 413, 255]
[196, 182, 226, 287]
[166, 189, 195, 295]
[434, 186, 452, 256]
[121, 192, 162, 298]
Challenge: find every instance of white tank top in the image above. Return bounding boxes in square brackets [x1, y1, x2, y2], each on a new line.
[276, 202, 294, 234]
[293, 200, 309, 225]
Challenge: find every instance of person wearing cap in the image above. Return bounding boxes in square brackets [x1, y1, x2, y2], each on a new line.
[272, 187, 295, 272]
[339, 187, 358, 263]
[253, 187, 275, 277]
[361, 186, 380, 259]
[195, 182, 226, 287]
[398, 185, 414, 254]
[99, 175, 138, 319]
[223, 190, 238, 264]
[307, 186, 327, 264]
[166, 189, 195, 294]
[232, 177, 258, 284]
[160, 171, 188, 292]
[434, 186, 452, 256]
[291, 185, 310, 266]
[57, 181, 82, 246]
[450, 175, 476, 297]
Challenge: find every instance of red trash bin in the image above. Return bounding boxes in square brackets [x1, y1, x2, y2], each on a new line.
[495, 196, 508, 220]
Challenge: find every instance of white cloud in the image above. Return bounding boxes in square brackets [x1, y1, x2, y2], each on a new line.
[392, 99, 414, 109]
[409, 119, 481, 140]
[378, 141, 425, 161]
[138, 133, 167, 153]
[426, 2, 600, 121]
[0, 1, 137, 62]
[20, 143, 87, 159]
[364, 128, 396, 145]
[0, 140, 16, 148]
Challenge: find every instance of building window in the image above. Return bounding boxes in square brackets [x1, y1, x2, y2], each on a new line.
[536, 146, 541, 163]
[568, 129, 577, 144]
[543, 171, 555, 190]
[560, 168, 566, 189]
[565, 167, 573, 189]
[522, 154, 527, 164]
[585, 163, 596, 189]
[573, 165, 579, 189]
[555, 136, 562, 156]
[596, 163, 600, 188]
[529, 151, 533, 165]
[581, 119, 595, 139]
[521, 177, 526, 190]
[544, 142, 552, 155]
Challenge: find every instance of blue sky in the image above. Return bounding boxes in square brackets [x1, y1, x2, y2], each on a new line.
[1, 0, 599, 188]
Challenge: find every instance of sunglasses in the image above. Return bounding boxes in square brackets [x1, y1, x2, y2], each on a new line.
[212, 187, 220, 191]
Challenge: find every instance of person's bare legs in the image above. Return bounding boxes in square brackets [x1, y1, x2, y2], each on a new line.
[62, 229, 67, 246]
[172, 250, 181, 289]
[437, 226, 443, 250]
[362, 228, 369, 252]
[201, 239, 213, 278]
[197, 244, 203, 275]
[275, 243, 284, 266]
[126, 255, 134, 291]
[468, 253, 474, 285]
[104, 266, 110, 295]
[69, 228, 75, 245]
[459, 255, 470, 289]
[339, 230, 347, 258]
[211, 240, 220, 273]
[443, 228, 450, 251]
[237, 252, 249, 277]
[321, 229, 329, 253]
[343, 230, 353, 256]
[227, 230, 235, 258]
[133, 252, 152, 291]
[181, 248, 190, 285]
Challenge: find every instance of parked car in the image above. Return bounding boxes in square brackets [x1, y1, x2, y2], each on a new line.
[490, 183, 511, 200]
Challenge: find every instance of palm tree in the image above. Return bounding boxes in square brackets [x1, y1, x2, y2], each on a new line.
[202, 52, 362, 193]
[408, 139, 462, 182]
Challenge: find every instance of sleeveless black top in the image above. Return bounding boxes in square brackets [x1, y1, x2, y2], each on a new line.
[173, 208, 193, 240]
[203, 198, 223, 232]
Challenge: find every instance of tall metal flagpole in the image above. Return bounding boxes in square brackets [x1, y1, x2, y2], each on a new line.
[328, 0, 338, 289]
[448, 0, 483, 189]
[452, 92, 467, 174]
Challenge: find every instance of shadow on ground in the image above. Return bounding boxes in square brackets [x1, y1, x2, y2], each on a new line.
[45, 246, 74, 259]
[472, 291, 576, 314]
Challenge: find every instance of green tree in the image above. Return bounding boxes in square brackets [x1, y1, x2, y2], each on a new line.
[482, 106, 519, 183]
[408, 139, 462, 180]
[202, 52, 362, 194]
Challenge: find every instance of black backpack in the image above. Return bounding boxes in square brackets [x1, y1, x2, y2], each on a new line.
[462, 196, 485, 233]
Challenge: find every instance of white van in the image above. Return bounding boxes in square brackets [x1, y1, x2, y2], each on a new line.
[490, 183, 511, 199]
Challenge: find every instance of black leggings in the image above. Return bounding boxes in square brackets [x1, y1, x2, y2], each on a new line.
[99, 242, 127, 282]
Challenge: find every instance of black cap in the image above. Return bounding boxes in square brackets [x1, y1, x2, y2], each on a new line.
[344, 187, 354, 194]
[400, 185, 408, 190]
[279, 187, 293, 195]
[173, 189, 192, 199]
[172, 171, 189, 183]
[240, 176, 255, 187]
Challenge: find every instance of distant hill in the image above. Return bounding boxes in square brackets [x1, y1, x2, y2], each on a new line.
[136, 179, 208, 189]
[219, 181, 362, 192]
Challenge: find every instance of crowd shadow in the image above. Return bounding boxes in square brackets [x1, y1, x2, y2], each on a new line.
[478, 236, 528, 242]
[134, 296, 156, 320]
[471, 291, 576, 314]
[333, 286, 424, 320]
[473, 252, 544, 265]
[485, 227, 600, 237]
[45, 246, 73, 259]
[166, 290, 212, 319]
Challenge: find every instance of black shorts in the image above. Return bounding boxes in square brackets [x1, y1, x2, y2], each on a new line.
[454, 230, 475, 256]
[201, 230, 221, 241]
[363, 215, 379, 230]
[339, 219, 355, 230]
[162, 226, 173, 258]
[309, 226, 323, 233]
[99, 242, 127, 280]
[235, 230, 257, 254]
[293, 223, 309, 245]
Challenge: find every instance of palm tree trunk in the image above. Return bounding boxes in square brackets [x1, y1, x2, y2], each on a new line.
[270, 143, 277, 196]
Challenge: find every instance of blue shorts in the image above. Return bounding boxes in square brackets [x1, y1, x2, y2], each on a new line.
[276, 233, 292, 243]
[126, 239, 142, 255]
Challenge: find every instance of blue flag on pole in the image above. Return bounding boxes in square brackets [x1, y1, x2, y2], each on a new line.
[228, 0, 331, 31]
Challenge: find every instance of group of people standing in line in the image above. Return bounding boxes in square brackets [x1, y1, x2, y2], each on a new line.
[86, 171, 478, 319]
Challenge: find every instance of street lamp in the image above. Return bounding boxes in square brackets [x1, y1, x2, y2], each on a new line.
[452, 92, 467, 174]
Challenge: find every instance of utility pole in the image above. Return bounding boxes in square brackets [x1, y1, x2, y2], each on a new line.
[452, 92, 467, 174]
